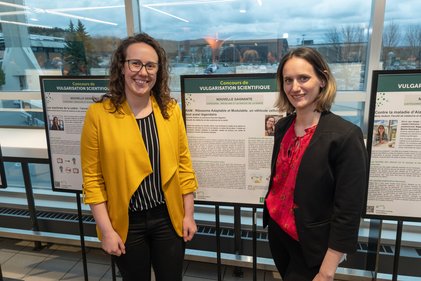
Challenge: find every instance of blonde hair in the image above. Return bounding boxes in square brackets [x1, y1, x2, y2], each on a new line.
[275, 47, 336, 114]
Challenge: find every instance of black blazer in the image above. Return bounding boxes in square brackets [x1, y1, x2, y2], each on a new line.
[263, 111, 368, 267]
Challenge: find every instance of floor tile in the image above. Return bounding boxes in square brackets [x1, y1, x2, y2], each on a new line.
[0, 238, 283, 281]
[2, 277, 24, 281]
[85, 248, 112, 265]
[0, 239, 31, 252]
[0, 250, 16, 264]
[23, 256, 74, 281]
[183, 277, 217, 281]
[99, 267, 123, 281]
[1, 252, 47, 280]
[264, 270, 282, 280]
[60, 260, 110, 281]
[184, 261, 223, 280]
[48, 244, 86, 261]
[223, 266, 265, 281]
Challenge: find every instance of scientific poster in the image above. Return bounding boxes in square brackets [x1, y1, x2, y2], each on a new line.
[365, 70, 421, 220]
[40, 76, 108, 192]
[181, 74, 281, 205]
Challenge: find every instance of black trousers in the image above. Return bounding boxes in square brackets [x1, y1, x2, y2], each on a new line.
[268, 216, 320, 281]
[115, 204, 185, 281]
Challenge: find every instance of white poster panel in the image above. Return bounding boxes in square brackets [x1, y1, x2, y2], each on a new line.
[40, 76, 108, 192]
[182, 74, 281, 205]
[366, 70, 421, 220]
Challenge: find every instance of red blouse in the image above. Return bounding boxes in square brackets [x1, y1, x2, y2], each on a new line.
[266, 119, 317, 241]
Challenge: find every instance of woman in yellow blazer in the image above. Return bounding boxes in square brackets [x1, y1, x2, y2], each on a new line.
[81, 33, 198, 281]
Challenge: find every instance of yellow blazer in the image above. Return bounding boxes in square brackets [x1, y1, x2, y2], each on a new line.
[81, 96, 198, 242]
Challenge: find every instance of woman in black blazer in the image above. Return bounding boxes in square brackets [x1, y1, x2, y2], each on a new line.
[263, 47, 368, 281]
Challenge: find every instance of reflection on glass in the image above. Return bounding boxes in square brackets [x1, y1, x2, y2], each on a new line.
[30, 163, 51, 190]
[0, 0, 127, 127]
[4, 0, 419, 128]
[383, 2, 421, 71]
[3, 162, 24, 188]
[3, 161, 56, 190]
[0, 0, 126, 93]
[139, 0, 371, 92]
[139, 0, 371, 127]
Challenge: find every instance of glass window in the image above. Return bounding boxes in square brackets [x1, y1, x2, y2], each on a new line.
[380, 0, 421, 248]
[0, 0, 127, 127]
[4, 162, 24, 188]
[30, 163, 51, 190]
[382, 1, 421, 70]
[139, 0, 371, 91]
[139, 0, 371, 126]
[3, 162, 51, 190]
[1, 0, 374, 127]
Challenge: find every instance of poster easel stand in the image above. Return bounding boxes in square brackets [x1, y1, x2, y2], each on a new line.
[22, 160, 42, 250]
[215, 204, 222, 281]
[368, 219, 404, 281]
[76, 192, 89, 281]
[366, 218, 382, 280]
[392, 220, 403, 281]
[111, 256, 117, 280]
[252, 207, 257, 281]
[211, 202, 259, 281]
[233, 205, 244, 277]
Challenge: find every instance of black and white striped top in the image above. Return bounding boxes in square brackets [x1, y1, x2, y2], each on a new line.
[129, 111, 165, 211]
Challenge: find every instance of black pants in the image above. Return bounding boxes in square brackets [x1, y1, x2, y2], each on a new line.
[115, 204, 185, 281]
[268, 216, 320, 281]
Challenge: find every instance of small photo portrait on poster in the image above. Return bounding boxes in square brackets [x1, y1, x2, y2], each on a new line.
[373, 120, 398, 148]
[264, 115, 282, 136]
[50, 115, 64, 131]
[0, 144, 7, 188]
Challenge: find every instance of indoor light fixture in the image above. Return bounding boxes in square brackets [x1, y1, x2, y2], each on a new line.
[142, 0, 237, 23]
[142, 5, 189, 23]
[143, 0, 236, 7]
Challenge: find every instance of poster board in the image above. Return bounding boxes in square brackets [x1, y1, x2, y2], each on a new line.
[181, 73, 281, 205]
[365, 70, 421, 221]
[40, 76, 108, 193]
[0, 144, 7, 188]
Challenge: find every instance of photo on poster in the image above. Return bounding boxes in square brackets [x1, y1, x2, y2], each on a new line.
[372, 120, 398, 148]
[264, 115, 283, 136]
[49, 115, 65, 131]
[0, 144, 7, 188]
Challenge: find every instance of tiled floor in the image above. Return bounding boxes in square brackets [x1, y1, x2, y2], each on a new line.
[0, 238, 281, 281]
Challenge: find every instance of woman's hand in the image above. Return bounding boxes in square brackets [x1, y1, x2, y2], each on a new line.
[183, 215, 197, 242]
[313, 271, 334, 281]
[90, 202, 125, 256]
[182, 193, 197, 242]
[312, 248, 344, 281]
[101, 229, 126, 256]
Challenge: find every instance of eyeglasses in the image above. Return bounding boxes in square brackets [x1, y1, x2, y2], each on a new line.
[124, 59, 159, 74]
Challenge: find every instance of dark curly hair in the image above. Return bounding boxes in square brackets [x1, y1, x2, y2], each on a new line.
[98, 32, 173, 119]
